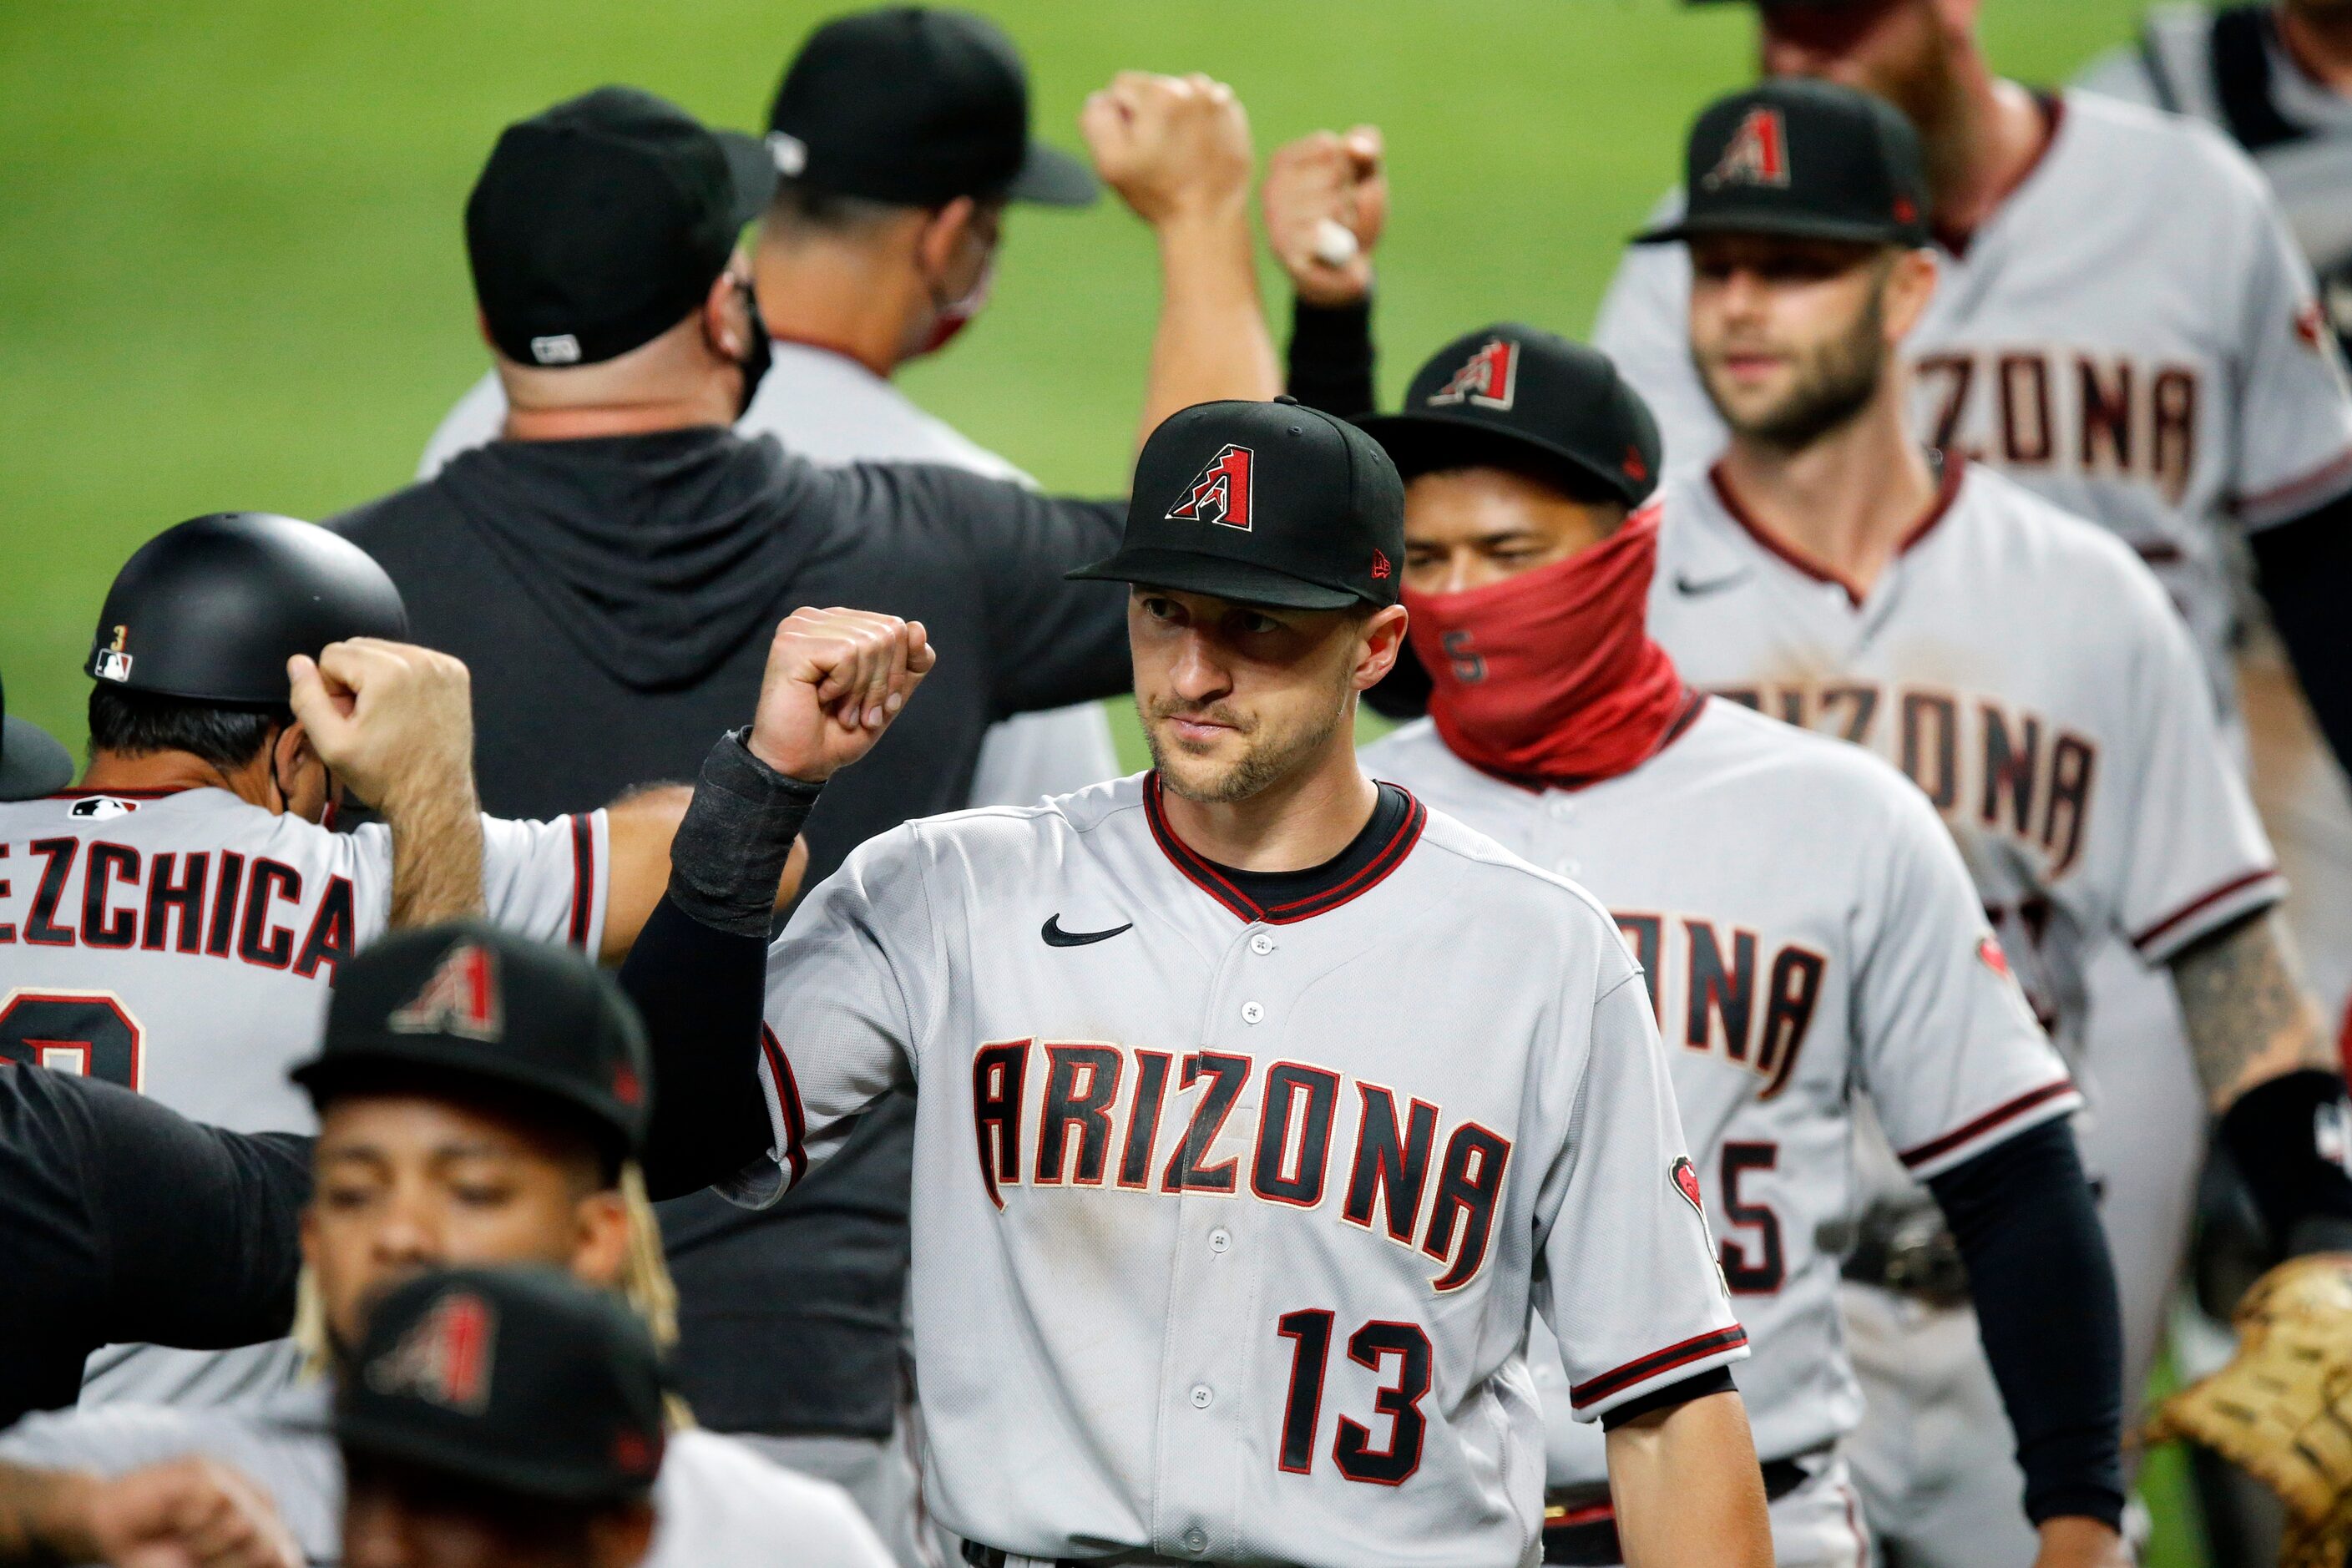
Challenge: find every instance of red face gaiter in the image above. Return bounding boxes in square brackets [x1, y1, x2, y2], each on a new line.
[1404, 506, 1690, 787]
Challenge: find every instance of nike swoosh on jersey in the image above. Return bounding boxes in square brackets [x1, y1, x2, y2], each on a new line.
[1674, 569, 1750, 597]
[1041, 915, 1134, 948]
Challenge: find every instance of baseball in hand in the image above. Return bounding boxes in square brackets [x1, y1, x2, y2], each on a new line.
[1313, 218, 1360, 269]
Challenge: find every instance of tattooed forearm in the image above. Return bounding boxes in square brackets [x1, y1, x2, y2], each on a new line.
[2167, 908, 2331, 1111]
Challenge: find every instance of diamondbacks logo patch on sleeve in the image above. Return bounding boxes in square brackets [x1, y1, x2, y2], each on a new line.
[1671, 1155, 1706, 1218]
[1166, 443, 1256, 531]
[1428, 338, 1519, 411]
[1703, 106, 1790, 190]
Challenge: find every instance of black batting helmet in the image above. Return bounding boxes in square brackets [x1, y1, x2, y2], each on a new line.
[87, 513, 408, 708]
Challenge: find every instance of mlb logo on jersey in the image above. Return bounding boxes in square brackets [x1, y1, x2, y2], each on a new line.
[1166, 443, 1255, 531]
[367, 1289, 497, 1413]
[67, 797, 139, 821]
[1702, 106, 1790, 191]
[1428, 339, 1519, 412]
[388, 939, 503, 1043]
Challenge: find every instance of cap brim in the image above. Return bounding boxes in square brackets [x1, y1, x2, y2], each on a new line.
[1631, 208, 1915, 247]
[290, 1040, 640, 1155]
[1354, 411, 1641, 504]
[0, 717, 74, 802]
[1004, 143, 1100, 207]
[714, 130, 781, 228]
[1067, 547, 1363, 609]
[336, 1414, 646, 1507]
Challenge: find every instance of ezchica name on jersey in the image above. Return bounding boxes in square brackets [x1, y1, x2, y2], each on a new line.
[0, 834, 357, 977]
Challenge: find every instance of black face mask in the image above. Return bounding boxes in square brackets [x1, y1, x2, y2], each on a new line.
[732, 276, 773, 417]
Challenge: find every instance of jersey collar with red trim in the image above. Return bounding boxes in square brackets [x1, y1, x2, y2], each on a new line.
[1141, 772, 1428, 926]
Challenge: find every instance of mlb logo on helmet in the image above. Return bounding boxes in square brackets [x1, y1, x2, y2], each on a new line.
[93, 625, 133, 684]
[1166, 443, 1256, 532]
[1428, 338, 1519, 412]
[1703, 106, 1790, 191]
[389, 939, 504, 1043]
[367, 1288, 498, 1414]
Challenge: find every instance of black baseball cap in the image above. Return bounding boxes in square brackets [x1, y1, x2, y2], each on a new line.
[1635, 78, 1930, 248]
[291, 921, 651, 1163]
[468, 86, 777, 368]
[336, 1266, 665, 1506]
[764, 8, 1098, 208]
[1070, 400, 1406, 610]
[1356, 326, 1662, 511]
[0, 670, 73, 802]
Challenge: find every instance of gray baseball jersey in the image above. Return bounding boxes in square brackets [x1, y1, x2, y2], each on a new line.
[1595, 89, 2352, 711]
[1646, 458, 2280, 1076]
[727, 774, 1746, 1566]
[0, 787, 606, 1134]
[0, 1383, 896, 1568]
[416, 343, 1117, 810]
[2081, 5, 2352, 359]
[1362, 701, 2074, 1482]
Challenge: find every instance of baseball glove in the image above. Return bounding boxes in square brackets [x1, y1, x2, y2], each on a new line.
[2147, 1253, 2352, 1567]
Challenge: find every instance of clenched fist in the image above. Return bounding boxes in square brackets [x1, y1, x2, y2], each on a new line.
[1081, 71, 1254, 230]
[1262, 126, 1387, 308]
[288, 638, 474, 818]
[746, 608, 937, 783]
[76, 1455, 302, 1568]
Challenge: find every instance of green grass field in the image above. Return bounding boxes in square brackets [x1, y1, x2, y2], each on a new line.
[1, 0, 2215, 1557]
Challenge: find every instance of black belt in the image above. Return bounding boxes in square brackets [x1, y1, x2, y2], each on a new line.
[1541, 1454, 1814, 1565]
[962, 1546, 1089, 1568]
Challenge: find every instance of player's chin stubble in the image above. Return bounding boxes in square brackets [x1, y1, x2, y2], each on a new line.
[1146, 676, 1352, 808]
[1706, 290, 1888, 452]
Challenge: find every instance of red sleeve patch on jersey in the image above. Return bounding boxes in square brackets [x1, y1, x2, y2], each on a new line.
[1671, 1154, 1705, 1218]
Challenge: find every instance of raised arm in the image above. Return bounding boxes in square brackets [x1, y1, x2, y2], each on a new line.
[592, 784, 807, 963]
[1081, 72, 1280, 448]
[290, 639, 483, 927]
[625, 609, 933, 1197]
[1262, 126, 1386, 419]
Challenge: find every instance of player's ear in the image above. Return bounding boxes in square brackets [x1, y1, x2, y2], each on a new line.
[917, 196, 979, 281]
[699, 272, 746, 365]
[1353, 604, 1412, 691]
[569, 1186, 632, 1290]
[1883, 247, 1940, 345]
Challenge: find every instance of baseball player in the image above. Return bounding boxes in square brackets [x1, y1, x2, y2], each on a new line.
[335, 1267, 672, 1568]
[416, 10, 1214, 813]
[0, 921, 894, 1568]
[1342, 321, 2127, 1568]
[0, 513, 729, 1408]
[614, 399, 1775, 1567]
[1595, 4, 2352, 1272]
[1622, 82, 2352, 1565]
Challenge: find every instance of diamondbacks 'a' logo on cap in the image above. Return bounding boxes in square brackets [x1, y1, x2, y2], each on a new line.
[1428, 339, 1519, 411]
[1671, 1155, 1706, 1218]
[1166, 443, 1255, 532]
[367, 1290, 497, 1414]
[388, 940, 503, 1043]
[1702, 106, 1790, 191]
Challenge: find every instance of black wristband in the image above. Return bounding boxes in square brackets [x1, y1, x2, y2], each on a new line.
[2217, 1068, 2352, 1253]
[666, 728, 824, 938]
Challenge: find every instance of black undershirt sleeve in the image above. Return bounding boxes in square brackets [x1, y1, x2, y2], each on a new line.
[1286, 296, 1379, 420]
[89, 1078, 311, 1350]
[2248, 494, 2352, 778]
[622, 729, 824, 1201]
[1599, 1366, 1737, 1431]
[1925, 1117, 2126, 1530]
